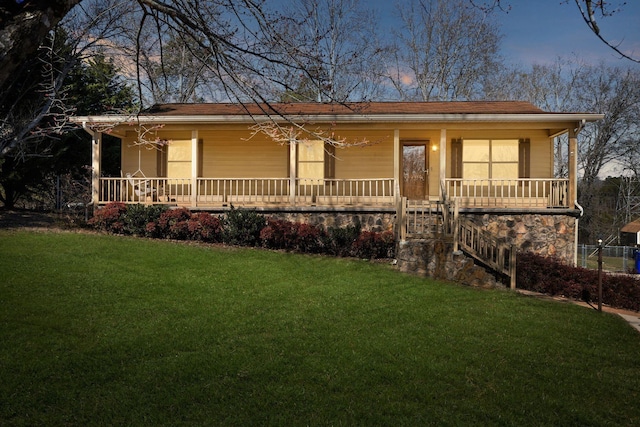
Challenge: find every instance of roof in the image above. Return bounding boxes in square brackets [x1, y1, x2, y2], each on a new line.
[72, 101, 604, 126]
[143, 101, 548, 116]
[621, 220, 640, 234]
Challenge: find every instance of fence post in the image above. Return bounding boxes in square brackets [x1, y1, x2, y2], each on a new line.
[597, 239, 603, 312]
[398, 197, 407, 241]
[510, 245, 517, 290]
[453, 199, 459, 252]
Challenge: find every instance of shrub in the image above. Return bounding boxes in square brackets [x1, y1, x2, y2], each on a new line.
[260, 219, 293, 250]
[223, 206, 265, 247]
[260, 219, 326, 253]
[121, 204, 167, 236]
[189, 212, 223, 242]
[517, 252, 640, 311]
[323, 224, 361, 257]
[353, 230, 396, 259]
[154, 208, 192, 240]
[87, 202, 127, 234]
[292, 222, 325, 254]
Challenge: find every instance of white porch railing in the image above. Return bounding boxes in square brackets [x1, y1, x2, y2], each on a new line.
[97, 177, 396, 207]
[443, 178, 569, 208]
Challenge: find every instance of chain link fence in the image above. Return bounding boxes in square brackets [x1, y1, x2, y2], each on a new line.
[578, 244, 640, 273]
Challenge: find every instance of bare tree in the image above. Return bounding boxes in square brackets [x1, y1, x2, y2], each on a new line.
[389, 0, 502, 101]
[572, 0, 639, 64]
[269, 0, 388, 102]
[571, 64, 640, 242]
[470, 0, 640, 63]
[574, 65, 640, 189]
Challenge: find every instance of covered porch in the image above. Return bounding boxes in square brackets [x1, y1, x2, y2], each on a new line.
[75, 102, 601, 212]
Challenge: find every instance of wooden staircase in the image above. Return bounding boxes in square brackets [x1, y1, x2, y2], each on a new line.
[397, 197, 517, 288]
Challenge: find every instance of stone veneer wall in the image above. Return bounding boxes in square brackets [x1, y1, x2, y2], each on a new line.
[265, 211, 396, 233]
[396, 239, 500, 288]
[462, 213, 577, 265]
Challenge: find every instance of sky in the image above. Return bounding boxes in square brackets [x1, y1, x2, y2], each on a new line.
[370, 0, 640, 68]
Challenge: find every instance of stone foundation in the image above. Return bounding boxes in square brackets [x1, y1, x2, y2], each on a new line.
[462, 213, 576, 264]
[396, 212, 577, 288]
[396, 238, 500, 288]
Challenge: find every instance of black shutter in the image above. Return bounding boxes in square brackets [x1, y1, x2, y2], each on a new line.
[451, 139, 462, 178]
[519, 138, 530, 178]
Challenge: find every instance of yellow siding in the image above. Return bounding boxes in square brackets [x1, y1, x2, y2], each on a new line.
[121, 133, 160, 177]
[330, 129, 394, 179]
[117, 125, 554, 184]
[199, 129, 288, 178]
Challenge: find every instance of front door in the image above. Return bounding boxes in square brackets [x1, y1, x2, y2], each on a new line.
[403, 143, 428, 199]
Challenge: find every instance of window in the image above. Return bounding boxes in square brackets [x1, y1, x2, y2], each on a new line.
[167, 139, 192, 178]
[165, 139, 202, 178]
[298, 140, 324, 181]
[452, 139, 529, 180]
[296, 140, 335, 181]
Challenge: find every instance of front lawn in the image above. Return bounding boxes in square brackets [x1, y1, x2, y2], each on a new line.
[1, 231, 639, 425]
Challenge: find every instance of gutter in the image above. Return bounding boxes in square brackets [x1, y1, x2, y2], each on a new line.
[71, 113, 605, 126]
[82, 121, 96, 137]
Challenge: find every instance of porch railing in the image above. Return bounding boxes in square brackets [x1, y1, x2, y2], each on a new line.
[443, 178, 569, 208]
[97, 177, 396, 207]
[398, 198, 447, 240]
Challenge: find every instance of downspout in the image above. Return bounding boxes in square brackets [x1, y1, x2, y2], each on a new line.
[574, 200, 584, 267]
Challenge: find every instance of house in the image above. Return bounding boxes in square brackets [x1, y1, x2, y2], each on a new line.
[73, 101, 602, 268]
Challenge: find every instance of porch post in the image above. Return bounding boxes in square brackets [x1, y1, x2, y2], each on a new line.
[191, 130, 198, 207]
[393, 129, 400, 201]
[91, 131, 102, 206]
[568, 128, 578, 206]
[569, 127, 579, 267]
[289, 140, 297, 205]
[439, 129, 447, 200]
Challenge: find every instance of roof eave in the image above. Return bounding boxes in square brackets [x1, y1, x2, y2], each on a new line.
[71, 113, 604, 125]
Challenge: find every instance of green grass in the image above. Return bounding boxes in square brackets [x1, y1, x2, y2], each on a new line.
[1, 230, 640, 426]
[578, 254, 627, 272]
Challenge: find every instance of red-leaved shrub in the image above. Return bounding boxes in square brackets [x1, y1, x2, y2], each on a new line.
[154, 208, 192, 240]
[260, 219, 325, 253]
[149, 209, 223, 242]
[189, 212, 223, 242]
[517, 252, 640, 311]
[87, 202, 127, 234]
[353, 230, 395, 259]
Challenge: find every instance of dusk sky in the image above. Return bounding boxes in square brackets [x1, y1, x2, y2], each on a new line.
[369, 0, 640, 68]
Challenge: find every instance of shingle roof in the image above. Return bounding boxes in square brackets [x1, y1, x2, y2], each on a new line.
[621, 220, 640, 234]
[143, 101, 547, 116]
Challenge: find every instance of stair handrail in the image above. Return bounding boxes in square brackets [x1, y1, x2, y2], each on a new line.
[456, 217, 517, 289]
